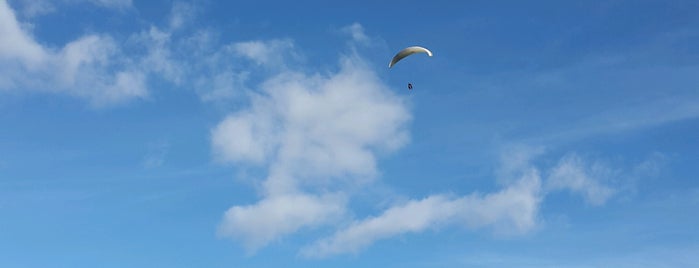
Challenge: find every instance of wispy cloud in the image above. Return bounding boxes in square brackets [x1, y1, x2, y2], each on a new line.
[1, 0, 258, 106]
[341, 23, 370, 45]
[9, 0, 55, 17]
[168, 1, 196, 30]
[463, 45, 699, 147]
[546, 153, 615, 206]
[0, 0, 146, 106]
[230, 39, 300, 70]
[129, 26, 185, 85]
[0, 2, 390, 108]
[543, 93, 699, 144]
[300, 143, 662, 257]
[302, 171, 542, 258]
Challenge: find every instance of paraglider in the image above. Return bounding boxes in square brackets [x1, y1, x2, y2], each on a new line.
[388, 46, 433, 68]
[389, 46, 432, 90]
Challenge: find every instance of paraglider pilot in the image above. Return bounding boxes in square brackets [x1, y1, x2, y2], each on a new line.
[408, 83, 413, 90]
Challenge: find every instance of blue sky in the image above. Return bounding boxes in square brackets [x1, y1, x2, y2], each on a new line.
[1, 0, 698, 267]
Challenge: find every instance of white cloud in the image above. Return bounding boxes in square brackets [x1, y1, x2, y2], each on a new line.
[1, 0, 220, 106]
[178, 32, 250, 102]
[0, 5, 368, 107]
[341, 23, 369, 44]
[212, 111, 277, 165]
[303, 194, 459, 257]
[59, 35, 148, 103]
[0, 0, 47, 66]
[98, 70, 147, 104]
[10, 0, 55, 17]
[197, 70, 249, 102]
[58, 35, 116, 82]
[131, 26, 184, 85]
[213, 53, 411, 251]
[631, 152, 667, 178]
[212, 55, 410, 192]
[218, 193, 347, 253]
[0, 1, 147, 106]
[230, 39, 299, 69]
[168, 1, 195, 30]
[0, 0, 221, 106]
[299, 144, 638, 257]
[496, 144, 545, 185]
[546, 154, 615, 206]
[302, 170, 542, 258]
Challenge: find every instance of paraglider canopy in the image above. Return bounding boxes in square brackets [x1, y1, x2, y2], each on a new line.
[389, 46, 433, 68]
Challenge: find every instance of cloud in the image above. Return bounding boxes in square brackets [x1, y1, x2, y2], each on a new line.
[631, 152, 667, 178]
[300, 144, 644, 258]
[10, 0, 55, 17]
[130, 26, 185, 85]
[196, 70, 249, 102]
[168, 1, 196, 30]
[496, 144, 545, 184]
[212, 112, 276, 165]
[1, 0, 236, 106]
[341, 23, 369, 44]
[211, 54, 410, 192]
[302, 171, 542, 257]
[546, 154, 616, 206]
[218, 193, 347, 253]
[229, 39, 299, 69]
[56, 35, 148, 105]
[181, 33, 252, 102]
[129, 29, 287, 103]
[1, 1, 352, 106]
[124, 21, 248, 103]
[0, 0, 147, 106]
[213, 50, 411, 251]
[0, 0, 47, 65]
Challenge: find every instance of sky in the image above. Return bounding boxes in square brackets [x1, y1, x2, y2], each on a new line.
[1, 0, 698, 267]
